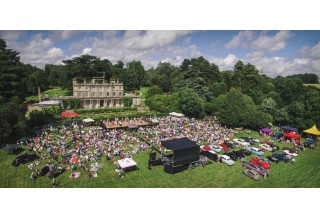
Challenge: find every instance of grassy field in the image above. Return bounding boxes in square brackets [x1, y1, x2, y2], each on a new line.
[45, 87, 72, 97]
[304, 84, 320, 89]
[1, 128, 319, 188]
[25, 87, 71, 103]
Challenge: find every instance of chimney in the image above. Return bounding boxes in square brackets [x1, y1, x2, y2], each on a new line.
[38, 86, 42, 103]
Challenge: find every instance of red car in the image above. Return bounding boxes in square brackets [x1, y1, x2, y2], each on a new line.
[250, 158, 270, 169]
[200, 145, 211, 152]
[218, 143, 229, 151]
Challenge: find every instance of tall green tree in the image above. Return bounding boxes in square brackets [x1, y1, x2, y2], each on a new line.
[177, 88, 204, 118]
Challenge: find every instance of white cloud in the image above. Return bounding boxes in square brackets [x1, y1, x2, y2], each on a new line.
[82, 47, 92, 54]
[122, 30, 194, 50]
[242, 51, 318, 77]
[49, 30, 79, 41]
[225, 30, 292, 52]
[250, 30, 291, 52]
[208, 54, 239, 70]
[0, 30, 23, 43]
[300, 41, 320, 59]
[225, 30, 254, 48]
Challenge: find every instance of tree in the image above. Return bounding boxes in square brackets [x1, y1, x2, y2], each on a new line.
[146, 85, 164, 98]
[274, 76, 304, 107]
[145, 94, 179, 113]
[0, 39, 30, 145]
[287, 101, 306, 129]
[125, 61, 145, 90]
[259, 97, 278, 116]
[274, 107, 289, 126]
[177, 88, 204, 118]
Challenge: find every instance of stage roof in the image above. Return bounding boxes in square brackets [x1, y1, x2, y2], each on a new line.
[161, 137, 199, 151]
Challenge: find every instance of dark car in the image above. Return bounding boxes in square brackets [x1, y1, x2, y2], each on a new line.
[224, 152, 238, 161]
[267, 155, 279, 163]
[283, 147, 299, 154]
[201, 150, 218, 161]
[240, 137, 256, 145]
[12, 153, 37, 167]
[272, 132, 283, 140]
[273, 152, 291, 163]
[226, 142, 235, 149]
[234, 149, 252, 158]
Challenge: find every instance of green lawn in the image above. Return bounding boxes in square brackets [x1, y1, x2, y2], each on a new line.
[1, 129, 319, 188]
[45, 87, 72, 97]
[139, 87, 149, 99]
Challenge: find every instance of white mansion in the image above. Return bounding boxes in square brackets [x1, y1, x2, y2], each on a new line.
[72, 77, 140, 109]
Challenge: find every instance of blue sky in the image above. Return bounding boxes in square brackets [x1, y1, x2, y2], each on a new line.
[0, 30, 319, 77]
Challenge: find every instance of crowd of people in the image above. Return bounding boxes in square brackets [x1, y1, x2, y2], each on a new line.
[26, 121, 150, 181]
[138, 116, 236, 151]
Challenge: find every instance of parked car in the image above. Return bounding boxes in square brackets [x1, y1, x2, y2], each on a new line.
[273, 152, 291, 163]
[283, 150, 298, 157]
[218, 155, 235, 166]
[264, 141, 280, 151]
[201, 150, 217, 161]
[250, 157, 270, 169]
[243, 168, 260, 181]
[272, 132, 283, 140]
[218, 143, 229, 151]
[12, 153, 37, 167]
[242, 162, 270, 177]
[245, 147, 264, 156]
[209, 145, 222, 153]
[233, 139, 250, 147]
[224, 152, 238, 161]
[283, 147, 299, 154]
[240, 137, 256, 145]
[200, 145, 211, 152]
[226, 142, 235, 149]
[240, 137, 260, 144]
[234, 149, 252, 158]
[267, 155, 279, 163]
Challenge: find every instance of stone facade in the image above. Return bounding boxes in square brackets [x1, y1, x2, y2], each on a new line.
[73, 77, 124, 109]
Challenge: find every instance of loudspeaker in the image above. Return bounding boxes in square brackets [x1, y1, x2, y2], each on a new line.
[149, 152, 156, 160]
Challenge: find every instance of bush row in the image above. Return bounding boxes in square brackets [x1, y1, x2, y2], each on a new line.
[75, 107, 137, 114]
[77, 112, 165, 120]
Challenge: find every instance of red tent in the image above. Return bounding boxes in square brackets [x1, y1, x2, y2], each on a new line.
[60, 111, 79, 118]
[284, 132, 300, 140]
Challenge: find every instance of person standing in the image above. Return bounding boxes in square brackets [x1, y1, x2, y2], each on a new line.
[52, 178, 56, 187]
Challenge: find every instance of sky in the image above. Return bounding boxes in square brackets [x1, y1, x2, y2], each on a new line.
[1, 30, 320, 78]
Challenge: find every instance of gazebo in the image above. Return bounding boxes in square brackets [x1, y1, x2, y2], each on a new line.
[284, 132, 301, 143]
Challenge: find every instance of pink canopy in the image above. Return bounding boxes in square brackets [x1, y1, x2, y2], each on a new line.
[60, 111, 79, 118]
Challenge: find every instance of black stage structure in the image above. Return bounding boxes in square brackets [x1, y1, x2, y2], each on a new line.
[161, 137, 200, 174]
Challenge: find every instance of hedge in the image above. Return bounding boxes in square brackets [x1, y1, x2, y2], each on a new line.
[75, 107, 137, 114]
[77, 112, 165, 121]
